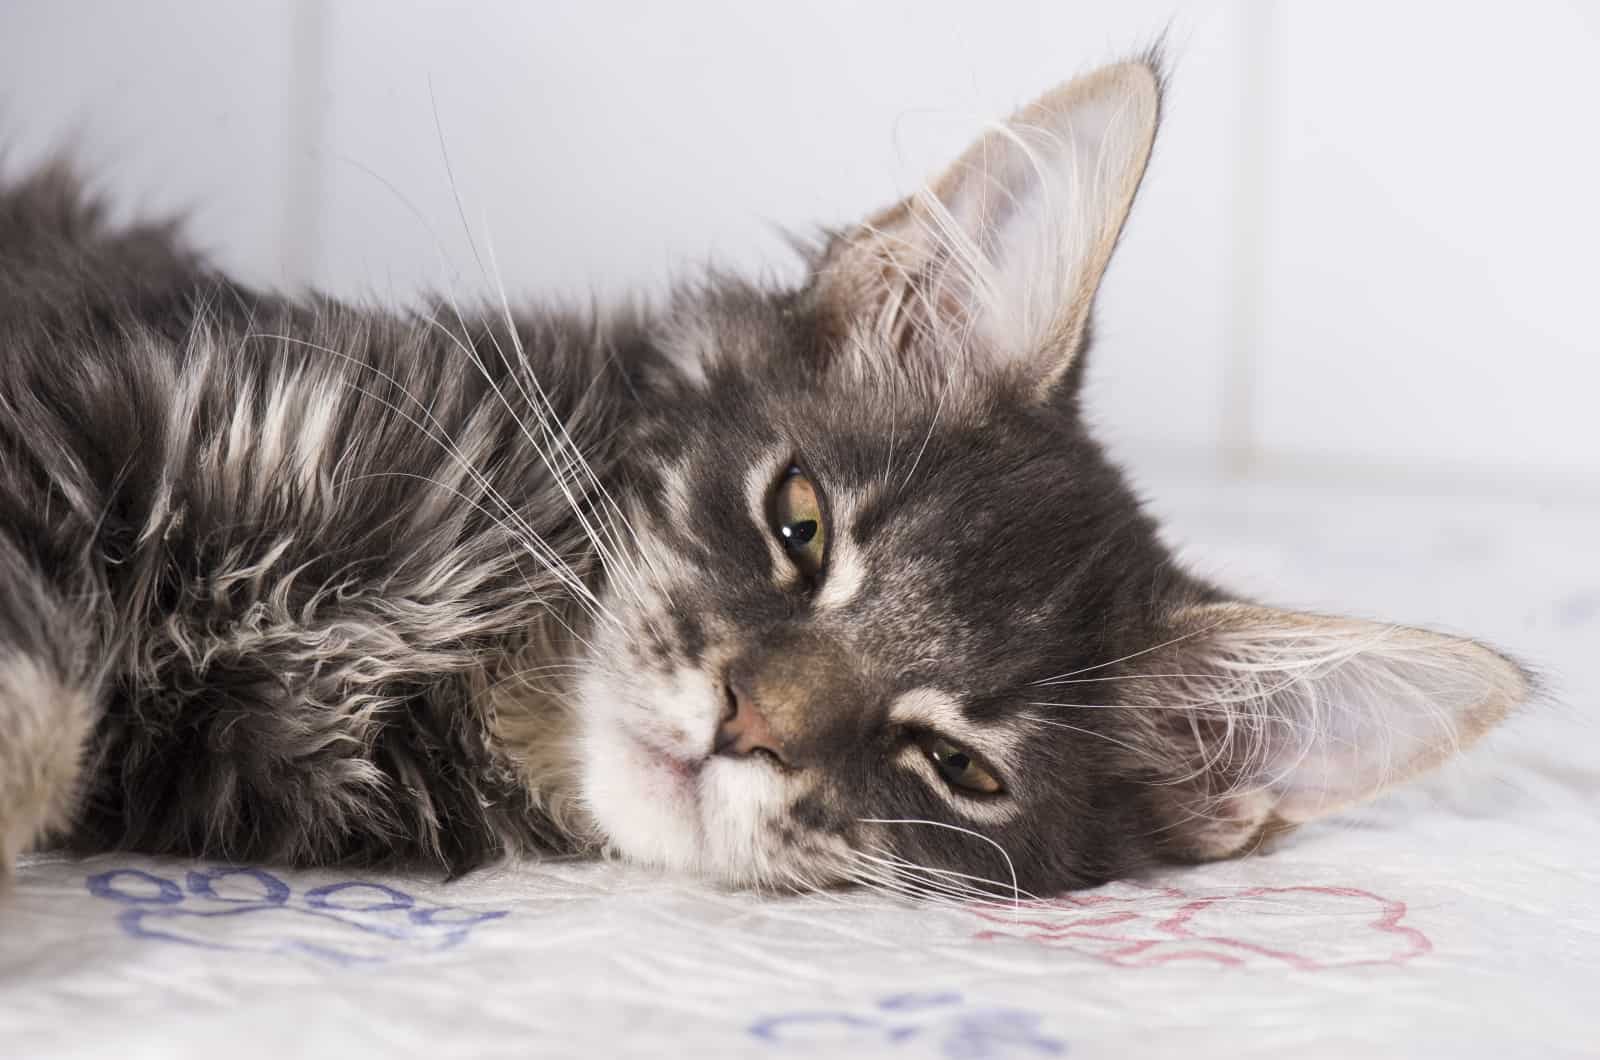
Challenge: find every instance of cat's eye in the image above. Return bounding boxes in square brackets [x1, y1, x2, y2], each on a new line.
[770, 465, 827, 578]
[917, 733, 1004, 796]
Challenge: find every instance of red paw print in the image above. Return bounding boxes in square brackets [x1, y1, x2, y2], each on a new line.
[969, 882, 1430, 970]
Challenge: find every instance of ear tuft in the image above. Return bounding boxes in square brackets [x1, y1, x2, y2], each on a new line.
[811, 59, 1161, 397]
[1121, 604, 1530, 860]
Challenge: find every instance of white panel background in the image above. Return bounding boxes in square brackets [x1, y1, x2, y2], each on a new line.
[1255, 2, 1600, 493]
[1, 1, 1596, 497]
[0, 0, 312, 291]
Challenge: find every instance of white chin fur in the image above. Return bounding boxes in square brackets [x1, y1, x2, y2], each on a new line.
[579, 716, 704, 871]
[575, 659, 793, 883]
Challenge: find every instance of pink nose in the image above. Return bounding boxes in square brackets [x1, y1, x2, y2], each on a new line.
[713, 676, 783, 761]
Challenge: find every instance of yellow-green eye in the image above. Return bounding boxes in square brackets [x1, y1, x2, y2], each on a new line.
[771, 466, 827, 577]
[918, 734, 1004, 795]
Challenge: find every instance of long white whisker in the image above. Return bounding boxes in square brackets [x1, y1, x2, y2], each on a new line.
[859, 817, 1020, 908]
[423, 86, 650, 616]
[241, 333, 612, 628]
[416, 309, 647, 615]
[1030, 620, 1230, 685]
[478, 225, 664, 595]
[898, 384, 947, 494]
[857, 845, 1039, 905]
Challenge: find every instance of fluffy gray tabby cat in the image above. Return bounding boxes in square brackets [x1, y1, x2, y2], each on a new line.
[0, 57, 1527, 896]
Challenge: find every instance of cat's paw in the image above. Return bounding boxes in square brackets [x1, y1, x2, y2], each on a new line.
[86, 865, 508, 965]
[0, 666, 97, 878]
[1, 798, 60, 886]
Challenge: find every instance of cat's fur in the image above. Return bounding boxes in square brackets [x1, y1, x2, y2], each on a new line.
[0, 58, 1527, 896]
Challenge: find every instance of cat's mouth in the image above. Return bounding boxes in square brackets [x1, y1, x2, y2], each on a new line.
[573, 652, 811, 880]
[624, 730, 705, 797]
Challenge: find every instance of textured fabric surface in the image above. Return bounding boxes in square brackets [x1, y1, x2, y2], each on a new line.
[5, 475, 1596, 1058]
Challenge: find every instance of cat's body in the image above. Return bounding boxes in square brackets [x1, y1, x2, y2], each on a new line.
[0, 164, 641, 870]
[0, 58, 1528, 896]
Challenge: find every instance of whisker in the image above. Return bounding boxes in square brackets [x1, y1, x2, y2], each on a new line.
[897, 383, 947, 494]
[1029, 619, 1229, 685]
[415, 309, 647, 616]
[478, 228, 664, 595]
[859, 817, 1021, 908]
[857, 845, 1040, 906]
[421, 88, 652, 618]
[240, 333, 614, 631]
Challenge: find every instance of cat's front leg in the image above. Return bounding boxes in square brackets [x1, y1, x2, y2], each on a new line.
[0, 660, 97, 873]
[0, 546, 103, 877]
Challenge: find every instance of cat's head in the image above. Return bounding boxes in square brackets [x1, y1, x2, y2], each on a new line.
[566, 58, 1528, 895]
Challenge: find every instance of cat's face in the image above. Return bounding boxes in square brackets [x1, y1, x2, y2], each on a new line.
[567, 59, 1527, 895]
[577, 346, 1181, 893]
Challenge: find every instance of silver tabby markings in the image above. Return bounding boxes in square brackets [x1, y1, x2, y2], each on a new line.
[0, 54, 1527, 896]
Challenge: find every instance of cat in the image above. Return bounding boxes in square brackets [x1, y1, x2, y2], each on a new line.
[0, 55, 1528, 897]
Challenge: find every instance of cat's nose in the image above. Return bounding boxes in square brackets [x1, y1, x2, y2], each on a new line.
[713, 675, 784, 762]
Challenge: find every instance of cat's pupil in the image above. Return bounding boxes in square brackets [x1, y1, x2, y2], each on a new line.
[941, 750, 971, 773]
[781, 520, 817, 547]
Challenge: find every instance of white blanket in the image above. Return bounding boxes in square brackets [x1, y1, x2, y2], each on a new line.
[7, 475, 1596, 1058]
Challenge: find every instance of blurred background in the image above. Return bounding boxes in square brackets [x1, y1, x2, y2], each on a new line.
[0, 0, 1596, 844]
[1, 0, 1596, 498]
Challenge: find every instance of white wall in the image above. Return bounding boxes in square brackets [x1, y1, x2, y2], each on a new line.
[1255, 2, 1600, 491]
[0, 0, 315, 290]
[3, 1, 1596, 498]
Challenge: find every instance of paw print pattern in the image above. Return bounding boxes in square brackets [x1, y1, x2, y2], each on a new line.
[968, 882, 1430, 970]
[86, 866, 508, 966]
[749, 991, 1066, 1058]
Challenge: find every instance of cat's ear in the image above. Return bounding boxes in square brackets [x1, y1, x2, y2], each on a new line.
[1122, 603, 1530, 860]
[809, 58, 1160, 398]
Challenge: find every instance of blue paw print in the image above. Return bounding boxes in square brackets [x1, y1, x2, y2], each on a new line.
[750, 992, 1066, 1058]
[86, 866, 508, 966]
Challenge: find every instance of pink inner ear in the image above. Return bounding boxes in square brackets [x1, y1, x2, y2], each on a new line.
[1191, 616, 1527, 823]
[809, 61, 1160, 397]
[913, 67, 1161, 381]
